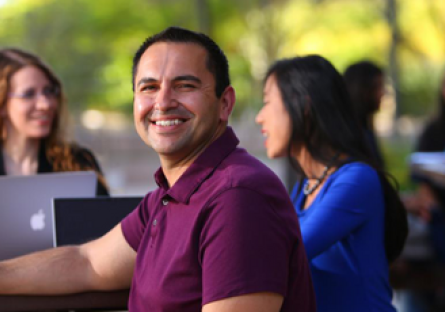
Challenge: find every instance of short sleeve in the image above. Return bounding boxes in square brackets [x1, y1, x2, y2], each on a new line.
[199, 187, 294, 305]
[121, 196, 149, 252]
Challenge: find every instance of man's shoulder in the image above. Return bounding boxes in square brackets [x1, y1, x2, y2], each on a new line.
[210, 147, 288, 197]
[220, 147, 277, 176]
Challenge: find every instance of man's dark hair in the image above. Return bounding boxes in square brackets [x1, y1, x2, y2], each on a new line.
[132, 26, 230, 98]
[266, 55, 407, 263]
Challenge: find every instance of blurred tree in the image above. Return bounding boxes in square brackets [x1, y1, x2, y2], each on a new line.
[385, 0, 401, 118]
[0, 0, 443, 120]
[195, 0, 211, 34]
[397, 0, 445, 116]
[1, 0, 156, 113]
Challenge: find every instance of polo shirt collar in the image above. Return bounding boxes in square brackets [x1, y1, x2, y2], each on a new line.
[154, 126, 239, 204]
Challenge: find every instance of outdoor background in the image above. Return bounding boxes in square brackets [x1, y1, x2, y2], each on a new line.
[1, 0, 444, 195]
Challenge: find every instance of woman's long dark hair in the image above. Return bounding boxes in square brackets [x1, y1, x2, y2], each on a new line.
[266, 55, 408, 263]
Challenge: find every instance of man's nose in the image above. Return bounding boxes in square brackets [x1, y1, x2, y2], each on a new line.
[154, 87, 178, 111]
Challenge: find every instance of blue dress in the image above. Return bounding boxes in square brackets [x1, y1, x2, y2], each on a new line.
[292, 162, 396, 312]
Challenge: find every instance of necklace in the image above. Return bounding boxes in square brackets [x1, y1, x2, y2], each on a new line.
[303, 153, 340, 196]
[303, 165, 331, 195]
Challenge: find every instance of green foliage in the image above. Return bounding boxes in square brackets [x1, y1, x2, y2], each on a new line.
[399, 65, 442, 116]
[380, 137, 417, 192]
[0, 0, 444, 120]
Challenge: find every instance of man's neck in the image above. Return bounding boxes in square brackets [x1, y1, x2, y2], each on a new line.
[159, 162, 190, 188]
[160, 125, 226, 187]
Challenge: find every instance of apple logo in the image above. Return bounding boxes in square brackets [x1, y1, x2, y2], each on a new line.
[30, 209, 45, 231]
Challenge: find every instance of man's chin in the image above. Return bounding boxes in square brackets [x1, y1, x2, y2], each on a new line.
[150, 142, 185, 157]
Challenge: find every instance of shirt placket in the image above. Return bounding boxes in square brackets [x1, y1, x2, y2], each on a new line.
[150, 196, 169, 245]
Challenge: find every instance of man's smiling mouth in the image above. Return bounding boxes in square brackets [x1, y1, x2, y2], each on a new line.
[153, 119, 185, 126]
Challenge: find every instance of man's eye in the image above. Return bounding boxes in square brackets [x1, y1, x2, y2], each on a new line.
[141, 85, 157, 92]
[178, 84, 195, 89]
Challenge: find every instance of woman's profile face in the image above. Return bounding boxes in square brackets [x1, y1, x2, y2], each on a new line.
[255, 75, 292, 159]
[2, 65, 59, 141]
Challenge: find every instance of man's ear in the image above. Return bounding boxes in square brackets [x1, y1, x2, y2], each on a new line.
[219, 86, 235, 122]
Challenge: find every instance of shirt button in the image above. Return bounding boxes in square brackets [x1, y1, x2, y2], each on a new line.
[162, 199, 169, 206]
[153, 219, 157, 226]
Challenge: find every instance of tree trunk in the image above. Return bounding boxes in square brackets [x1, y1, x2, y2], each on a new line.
[386, 0, 401, 120]
[195, 0, 211, 35]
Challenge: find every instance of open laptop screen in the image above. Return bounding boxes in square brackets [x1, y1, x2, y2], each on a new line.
[0, 171, 97, 261]
[53, 197, 143, 246]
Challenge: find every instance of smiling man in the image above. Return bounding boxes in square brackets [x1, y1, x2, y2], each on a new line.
[0, 27, 315, 312]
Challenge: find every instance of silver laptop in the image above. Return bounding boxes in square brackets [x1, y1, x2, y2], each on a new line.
[52, 197, 142, 247]
[0, 171, 97, 261]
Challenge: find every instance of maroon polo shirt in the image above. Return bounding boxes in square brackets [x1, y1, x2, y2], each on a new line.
[121, 127, 316, 312]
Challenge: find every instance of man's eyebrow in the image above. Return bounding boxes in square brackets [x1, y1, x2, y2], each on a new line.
[136, 75, 202, 88]
[137, 77, 157, 87]
[173, 75, 201, 84]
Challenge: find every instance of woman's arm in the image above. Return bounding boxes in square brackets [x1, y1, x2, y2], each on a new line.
[300, 167, 381, 259]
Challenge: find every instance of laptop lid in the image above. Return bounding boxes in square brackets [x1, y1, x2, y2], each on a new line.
[53, 197, 142, 247]
[0, 171, 97, 261]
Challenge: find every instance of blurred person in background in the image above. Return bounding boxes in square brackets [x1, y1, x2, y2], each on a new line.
[399, 71, 445, 312]
[0, 48, 108, 195]
[343, 60, 386, 168]
[256, 55, 408, 312]
[410, 71, 445, 218]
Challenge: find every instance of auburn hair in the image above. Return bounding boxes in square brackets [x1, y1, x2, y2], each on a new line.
[0, 48, 107, 189]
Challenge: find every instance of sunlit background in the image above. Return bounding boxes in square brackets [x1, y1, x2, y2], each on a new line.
[1, 0, 444, 194]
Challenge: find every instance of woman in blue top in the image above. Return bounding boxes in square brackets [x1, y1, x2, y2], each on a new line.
[256, 55, 408, 312]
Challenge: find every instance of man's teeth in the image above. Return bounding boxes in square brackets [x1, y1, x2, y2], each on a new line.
[33, 116, 50, 120]
[155, 119, 183, 126]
